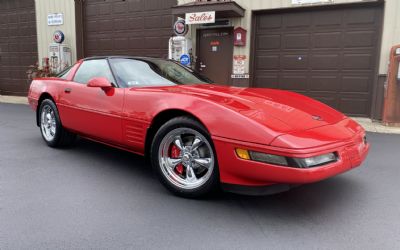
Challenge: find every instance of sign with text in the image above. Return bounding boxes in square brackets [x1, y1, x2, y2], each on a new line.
[233, 55, 246, 75]
[47, 13, 64, 26]
[185, 11, 215, 24]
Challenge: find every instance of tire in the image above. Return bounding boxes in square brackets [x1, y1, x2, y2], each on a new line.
[38, 99, 76, 147]
[150, 116, 220, 198]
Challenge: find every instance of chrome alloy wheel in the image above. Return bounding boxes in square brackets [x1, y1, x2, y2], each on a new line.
[158, 128, 215, 190]
[40, 104, 56, 141]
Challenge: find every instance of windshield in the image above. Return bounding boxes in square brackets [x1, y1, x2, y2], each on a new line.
[109, 58, 212, 88]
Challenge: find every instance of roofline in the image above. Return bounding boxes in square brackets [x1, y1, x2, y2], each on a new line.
[83, 56, 164, 61]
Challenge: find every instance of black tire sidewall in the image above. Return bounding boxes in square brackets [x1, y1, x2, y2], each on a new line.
[39, 99, 63, 147]
[150, 117, 220, 198]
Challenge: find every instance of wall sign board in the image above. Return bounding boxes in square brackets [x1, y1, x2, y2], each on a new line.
[47, 13, 64, 26]
[233, 55, 246, 75]
[185, 11, 215, 24]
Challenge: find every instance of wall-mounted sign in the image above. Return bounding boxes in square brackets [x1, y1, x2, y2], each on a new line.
[53, 30, 65, 44]
[234, 27, 247, 47]
[47, 13, 64, 26]
[185, 11, 215, 25]
[291, 0, 332, 5]
[180, 54, 191, 66]
[173, 19, 188, 36]
[231, 74, 249, 79]
[233, 55, 246, 75]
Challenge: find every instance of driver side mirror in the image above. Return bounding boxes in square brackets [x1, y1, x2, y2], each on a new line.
[87, 77, 113, 89]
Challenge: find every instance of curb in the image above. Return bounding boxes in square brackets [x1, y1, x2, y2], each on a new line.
[351, 117, 400, 135]
[0, 95, 29, 105]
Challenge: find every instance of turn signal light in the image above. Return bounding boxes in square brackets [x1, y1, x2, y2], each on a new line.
[235, 148, 250, 160]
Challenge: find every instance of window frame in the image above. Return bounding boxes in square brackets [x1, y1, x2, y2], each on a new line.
[108, 58, 212, 88]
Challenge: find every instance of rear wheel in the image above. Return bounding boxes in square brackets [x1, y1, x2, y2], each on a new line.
[151, 117, 219, 198]
[39, 99, 76, 147]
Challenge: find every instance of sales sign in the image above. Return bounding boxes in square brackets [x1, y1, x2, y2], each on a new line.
[185, 11, 215, 25]
[47, 13, 64, 26]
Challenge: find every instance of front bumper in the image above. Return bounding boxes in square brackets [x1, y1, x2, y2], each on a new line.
[213, 132, 369, 187]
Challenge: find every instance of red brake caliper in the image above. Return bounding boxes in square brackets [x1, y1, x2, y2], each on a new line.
[170, 144, 184, 175]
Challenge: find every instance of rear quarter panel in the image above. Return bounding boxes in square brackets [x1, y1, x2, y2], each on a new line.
[28, 78, 68, 125]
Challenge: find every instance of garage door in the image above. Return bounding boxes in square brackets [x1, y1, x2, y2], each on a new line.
[83, 0, 176, 58]
[252, 4, 383, 117]
[0, 0, 37, 96]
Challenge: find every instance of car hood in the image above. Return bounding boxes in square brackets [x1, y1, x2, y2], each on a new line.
[160, 84, 346, 134]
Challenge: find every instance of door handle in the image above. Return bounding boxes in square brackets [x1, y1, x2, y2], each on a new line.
[64, 88, 72, 93]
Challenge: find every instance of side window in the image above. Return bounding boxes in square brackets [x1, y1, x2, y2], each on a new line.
[73, 59, 115, 84]
[57, 66, 74, 79]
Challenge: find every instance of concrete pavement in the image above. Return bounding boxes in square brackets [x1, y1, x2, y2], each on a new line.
[1, 103, 400, 249]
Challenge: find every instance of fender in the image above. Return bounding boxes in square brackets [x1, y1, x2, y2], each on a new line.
[122, 88, 288, 147]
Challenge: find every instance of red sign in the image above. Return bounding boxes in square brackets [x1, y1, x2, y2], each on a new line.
[234, 27, 247, 47]
[53, 30, 65, 44]
[173, 19, 188, 36]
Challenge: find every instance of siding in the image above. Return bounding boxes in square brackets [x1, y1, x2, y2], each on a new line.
[179, 0, 400, 75]
[35, 0, 76, 66]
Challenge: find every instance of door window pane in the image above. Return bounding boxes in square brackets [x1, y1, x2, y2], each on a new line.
[73, 59, 115, 84]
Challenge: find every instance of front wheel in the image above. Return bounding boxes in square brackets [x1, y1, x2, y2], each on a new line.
[151, 117, 219, 198]
[39, 99, 76, 147]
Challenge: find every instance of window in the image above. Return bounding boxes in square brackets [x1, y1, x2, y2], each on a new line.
[57, 65, 74, 79]
[73, 59, 115, 84]
[109, 58, 212, 88]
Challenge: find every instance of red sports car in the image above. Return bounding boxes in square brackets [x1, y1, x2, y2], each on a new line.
[28, 56, 369, 197]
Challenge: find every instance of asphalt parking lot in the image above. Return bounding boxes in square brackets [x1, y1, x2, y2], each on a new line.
[1, 103, 400, 249]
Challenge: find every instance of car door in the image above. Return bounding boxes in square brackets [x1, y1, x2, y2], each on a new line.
[57, 59, 124, 144]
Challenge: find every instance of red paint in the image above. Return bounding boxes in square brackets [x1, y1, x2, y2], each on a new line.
[27, 60, 370, 187]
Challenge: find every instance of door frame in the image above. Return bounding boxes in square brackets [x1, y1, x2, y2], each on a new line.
[249, 1, 384, 118]
[196, 27, 234, 85]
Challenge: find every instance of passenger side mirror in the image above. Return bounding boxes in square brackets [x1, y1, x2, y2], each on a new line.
[87, 77, 113, 89]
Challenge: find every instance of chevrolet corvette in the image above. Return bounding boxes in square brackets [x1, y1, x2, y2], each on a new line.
[28, 56, 369, 197]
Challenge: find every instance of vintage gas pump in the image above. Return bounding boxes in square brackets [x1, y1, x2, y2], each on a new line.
[48, 30, 72, 74]
[382, 45, 400, 126]
[168, 36, 193, 67]
[169, 19, 193, 68]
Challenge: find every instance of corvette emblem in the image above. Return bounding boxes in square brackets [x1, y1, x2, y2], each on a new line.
[312, 115, 323, 121]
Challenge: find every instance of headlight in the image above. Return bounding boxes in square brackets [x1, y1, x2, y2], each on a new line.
[235, 149, 337, 168]
[249, 151, 288, 166]
[293, 153, 337, 168]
